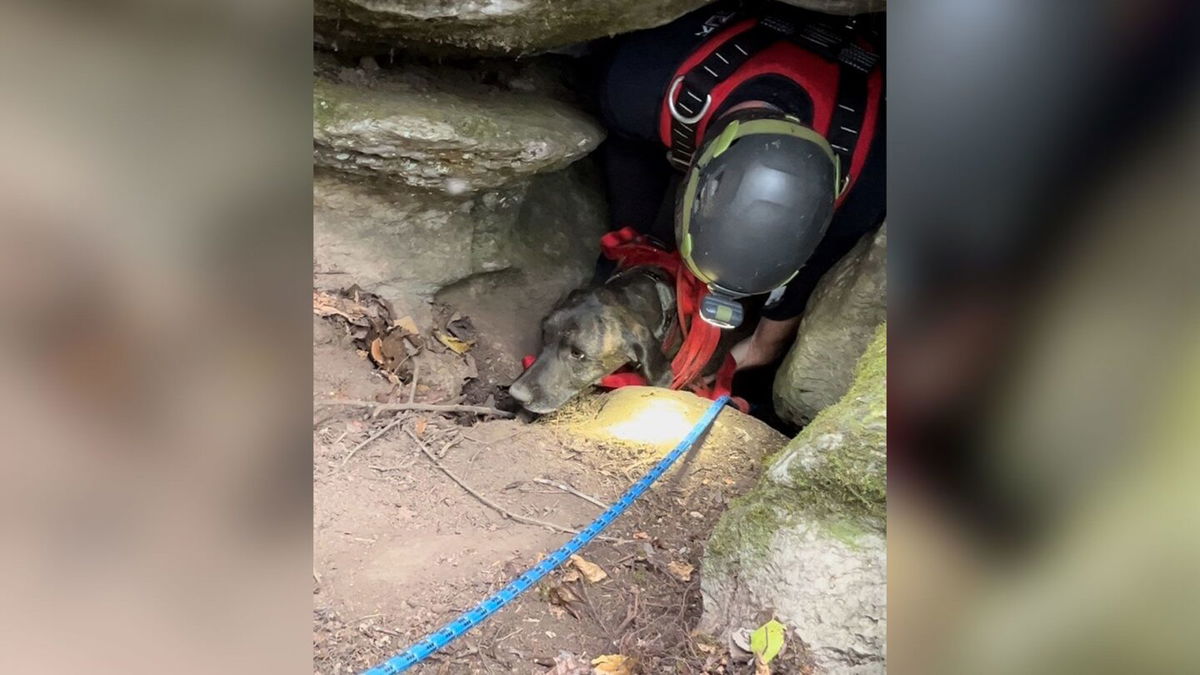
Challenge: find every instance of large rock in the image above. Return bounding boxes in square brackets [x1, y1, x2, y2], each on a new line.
[776, 0, 887, 15]
[702, 326, 886, 673]
[313, 54, 608, 320]
[313, 159, 607, 320]
[774, 224, 886, 427]
[313, 60, 603, 191]
[314, 0, 712, 57]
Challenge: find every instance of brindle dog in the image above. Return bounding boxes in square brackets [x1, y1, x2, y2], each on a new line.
[509, 267, 678, 414]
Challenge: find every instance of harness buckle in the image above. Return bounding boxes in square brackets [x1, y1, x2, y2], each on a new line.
[666, 150, 693, 171]
[668, 76, 711, 125]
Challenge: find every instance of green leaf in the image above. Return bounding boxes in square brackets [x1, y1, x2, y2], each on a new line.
[750, 619, 786, 664]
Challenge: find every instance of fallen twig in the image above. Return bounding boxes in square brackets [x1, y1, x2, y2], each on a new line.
[317, 398, 514, 418]
[404, 426, 628, 544]
[408, 361, 419, 403]
[436, 435, 464, 460]
[494, 628, 522, 644]
[341, 415, 405, 467]
[575, 577, 614, 642]
[533, 478, 608, 509]
[616, 588, 640, 634]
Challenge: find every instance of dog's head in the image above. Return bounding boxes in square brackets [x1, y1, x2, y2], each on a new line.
[509, 288, 662, 414]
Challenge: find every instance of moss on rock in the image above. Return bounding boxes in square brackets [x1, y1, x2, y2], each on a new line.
[700, 327, 887, 671]
[706, 324, 886, 569]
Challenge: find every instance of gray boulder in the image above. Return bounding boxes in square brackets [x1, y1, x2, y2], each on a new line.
[313, 160, 607, 321]
[313, 61, 603, 192]
[314, 0, 713, 57]
[774, 224, 886, 427]
[776, 0, 887, 15]
[702, 326, 886, 673]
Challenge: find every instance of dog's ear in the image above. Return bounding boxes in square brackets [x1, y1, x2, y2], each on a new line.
[626, 323, 672, 387]
[552, 286, 590, 311]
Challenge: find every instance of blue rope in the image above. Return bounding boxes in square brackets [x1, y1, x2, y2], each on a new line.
[362, 395, 731, 675]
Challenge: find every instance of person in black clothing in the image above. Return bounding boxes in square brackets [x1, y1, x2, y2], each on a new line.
[593, 1, 886, 373]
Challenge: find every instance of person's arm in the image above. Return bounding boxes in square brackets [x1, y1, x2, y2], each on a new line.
[731, 315, 802, 371]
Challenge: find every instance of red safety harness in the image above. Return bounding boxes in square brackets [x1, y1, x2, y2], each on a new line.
[660, 10, 882, 200]
[522, 227, 749, 412]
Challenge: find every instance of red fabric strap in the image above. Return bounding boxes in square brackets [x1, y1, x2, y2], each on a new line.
[521, 227, 748, 411]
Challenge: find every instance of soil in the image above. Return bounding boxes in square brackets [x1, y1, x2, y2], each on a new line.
[313, 300, 801, 674]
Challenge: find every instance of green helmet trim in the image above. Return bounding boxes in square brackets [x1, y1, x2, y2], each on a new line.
[705, 117, 836, 165]
[678, 116, 837, 286]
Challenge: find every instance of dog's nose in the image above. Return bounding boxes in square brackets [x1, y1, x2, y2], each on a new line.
[508, 380, 532, 405]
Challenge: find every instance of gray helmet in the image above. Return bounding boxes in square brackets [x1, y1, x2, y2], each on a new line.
[676, 111, 840, 322]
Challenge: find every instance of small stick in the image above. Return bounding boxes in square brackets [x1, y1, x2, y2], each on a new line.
[616, 589, 640, 634]
[575, 577, 613, 641]
[436, 435, 463, 460]
[404, 427, 628, 544]
[408, 361, 420, 403]
[341, 416, 404, 467]
[533, 478, 607, 509]
[317, 399, 514, 418]
[613, 552, 640, 566]
[494, 628, 522, 644]
[368, 465, 411, 473]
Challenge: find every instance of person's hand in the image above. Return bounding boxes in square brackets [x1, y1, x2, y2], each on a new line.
[731, 335, 769, 370]
[732, 316, 802, 371]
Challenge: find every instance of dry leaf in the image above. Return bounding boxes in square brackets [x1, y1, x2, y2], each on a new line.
[312, 290, 369, 322]
[548, 583, 579, 606]
[369, 338, 385, 365]
[313, 287, 392, 328]
[632, 532, 651, 541]
[435, 330, 473, 354]
[392, 315, 419, 334]
[666, 560, 694, 582]
[591, 654, 635, 675]
[547, 585, 581, 619]
[402, 336, 420, 356]
[561, 569, 581, 584]
[547, 652, 591, 675]
[754, 655, 770, 675]
[414, 418, 428, 436]
[446, 316, 477, 342]
[569, 555, 608, 583]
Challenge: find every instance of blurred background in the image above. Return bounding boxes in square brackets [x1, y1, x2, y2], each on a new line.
[0, 0, 1196, 672]
[0, 1, 312, 672]
[889, 0, 1200, 672]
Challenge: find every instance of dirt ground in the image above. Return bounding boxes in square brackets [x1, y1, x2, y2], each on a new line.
[313, 289, 803, 674]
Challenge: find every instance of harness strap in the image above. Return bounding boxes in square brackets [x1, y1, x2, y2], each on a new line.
[765, 13, 877, 194]
[665, 11, 879, 179]
[667, 23, 778, 170]
[572, 227, 749, 411]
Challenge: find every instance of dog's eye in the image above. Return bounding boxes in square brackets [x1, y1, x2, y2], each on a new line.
[569, 347, 587, 361]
